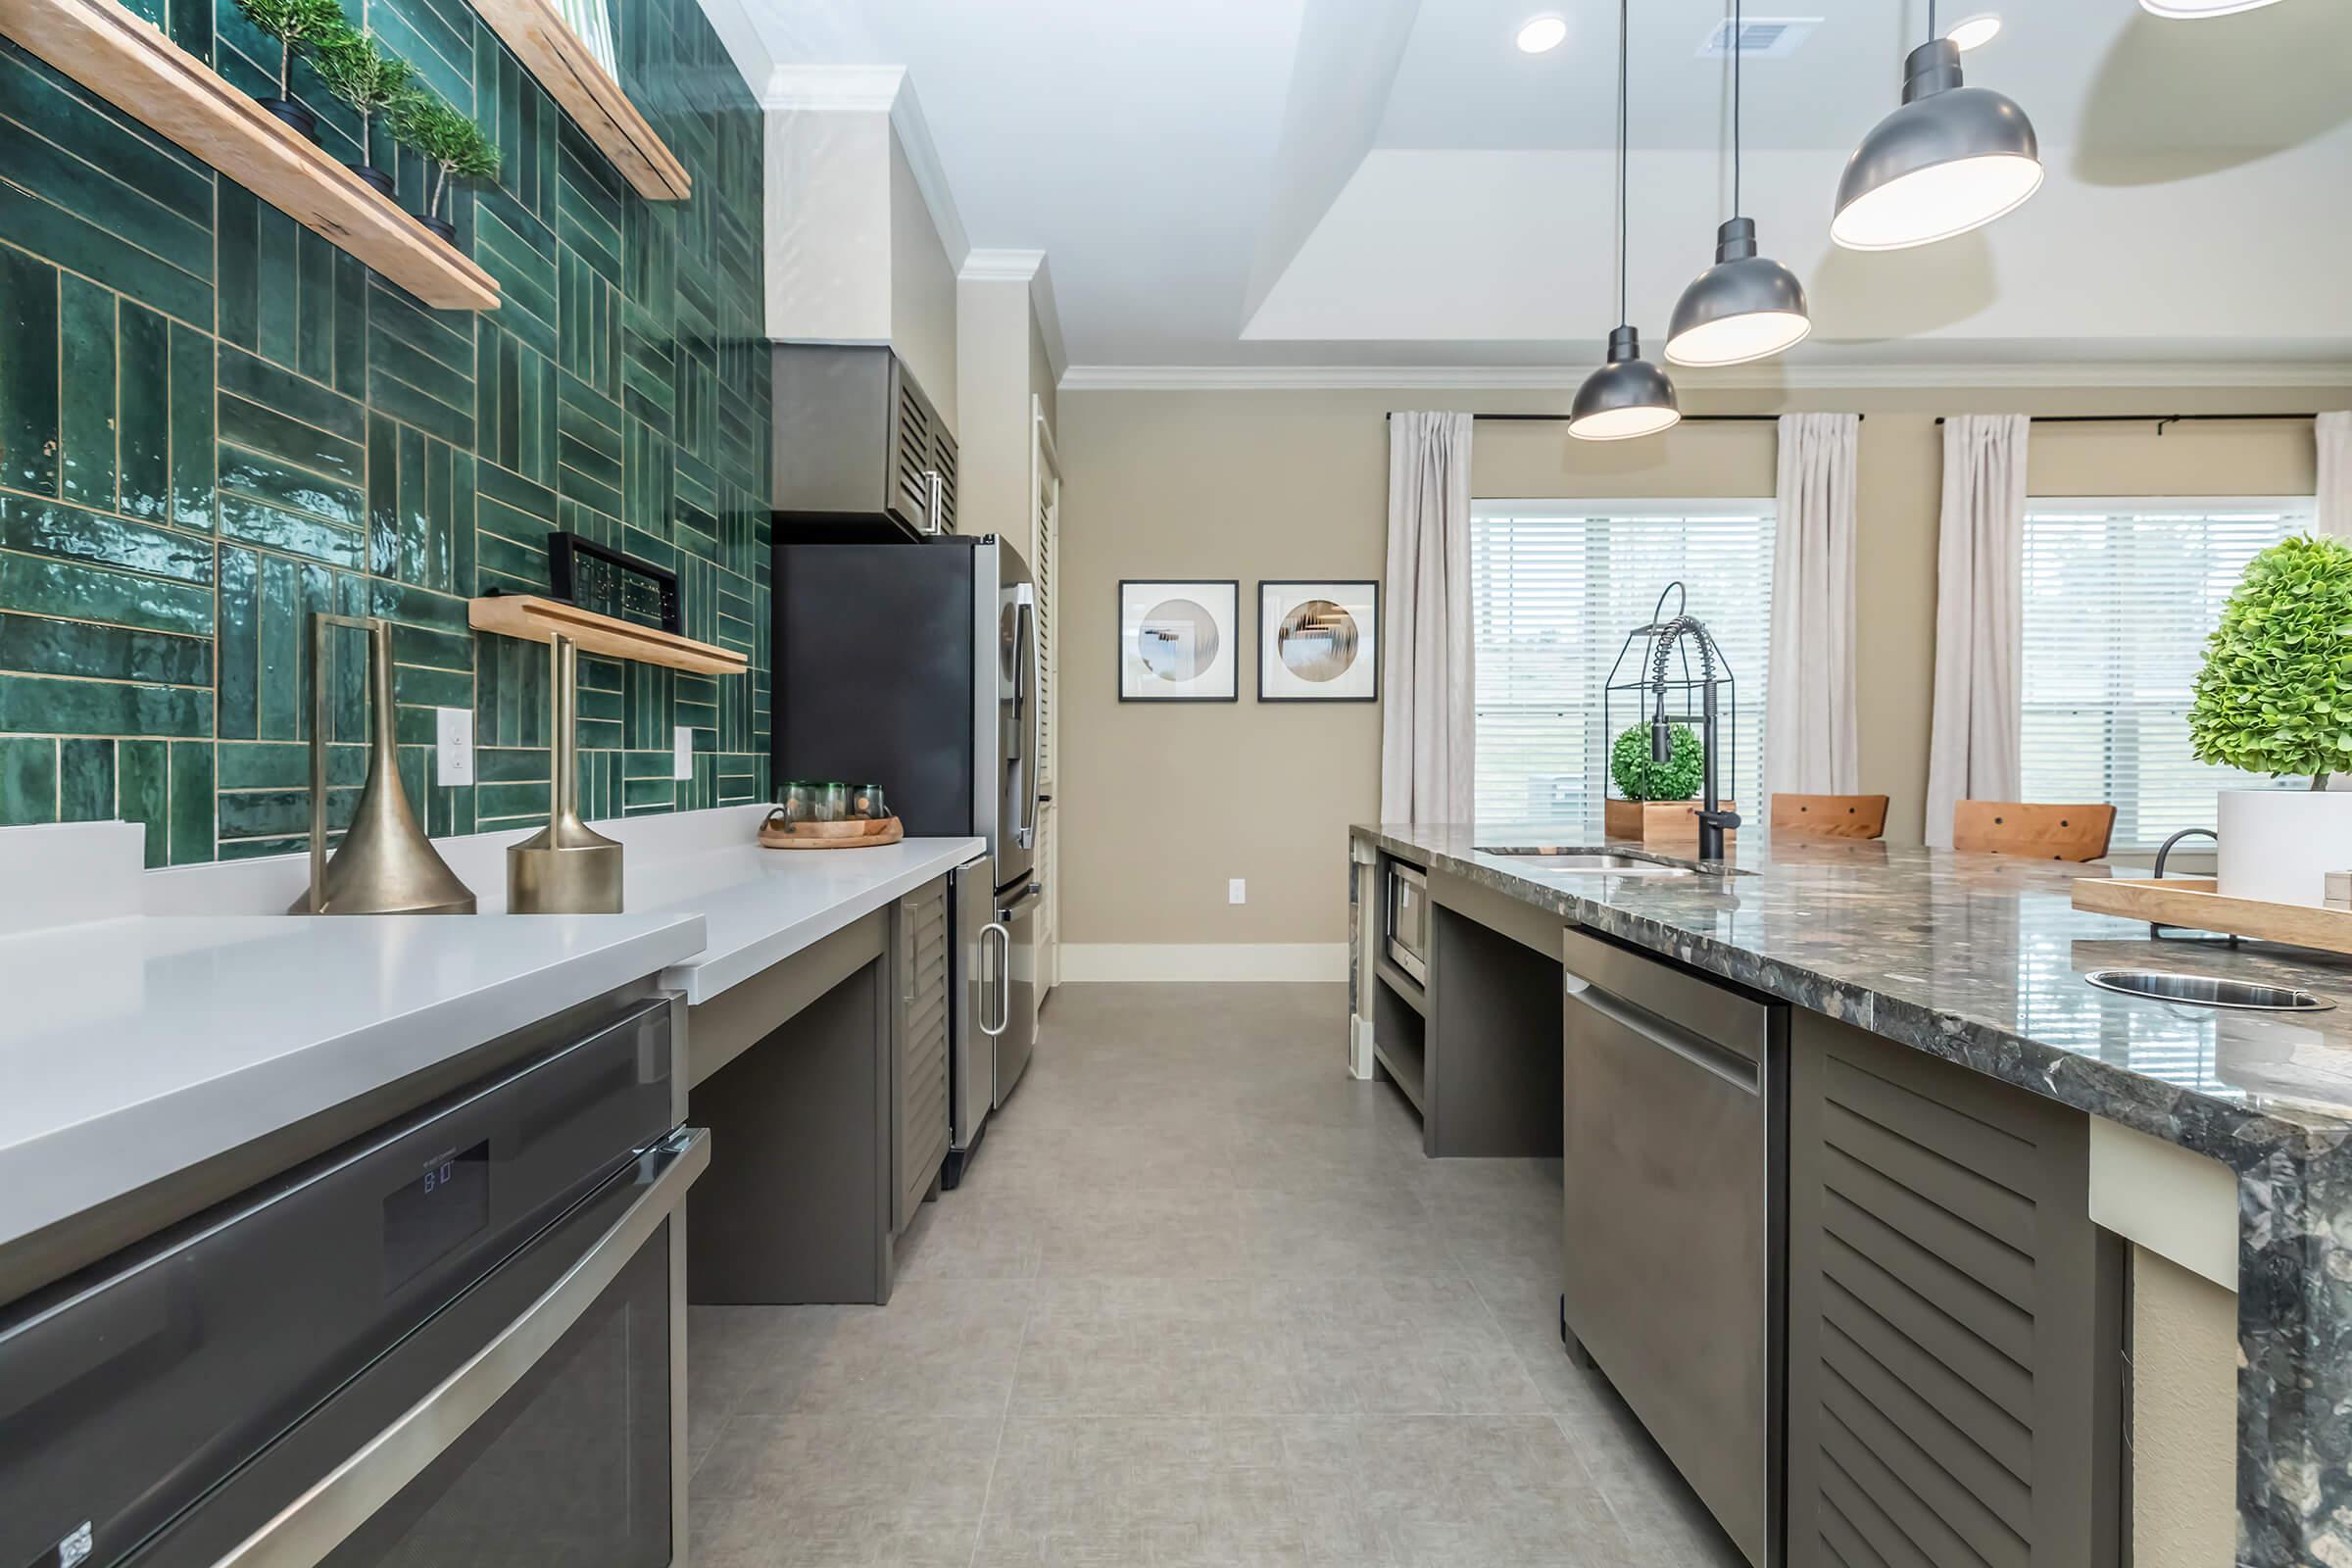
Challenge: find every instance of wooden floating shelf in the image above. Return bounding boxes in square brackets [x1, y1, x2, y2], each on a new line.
[2072, 875, 2352, 957]
[471, 0, 689, 201]
[469, 595, 747, 674]
[0, 0, 501, 310]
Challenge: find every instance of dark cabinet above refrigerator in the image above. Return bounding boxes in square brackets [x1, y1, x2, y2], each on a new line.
[771, 343, 958, 543]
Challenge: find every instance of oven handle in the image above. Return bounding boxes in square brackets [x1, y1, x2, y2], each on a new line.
[211, 1126, 711, 1568]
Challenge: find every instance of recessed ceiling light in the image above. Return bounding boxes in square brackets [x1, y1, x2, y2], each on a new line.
[2140, 0, 2285, 16]
[1946, 12, 2001, 50]
[1515, 13, 1568, 53]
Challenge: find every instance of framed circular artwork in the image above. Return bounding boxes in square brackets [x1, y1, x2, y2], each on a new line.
[1258, 580, 1378, 702]
[1118, 580, 1239, 701]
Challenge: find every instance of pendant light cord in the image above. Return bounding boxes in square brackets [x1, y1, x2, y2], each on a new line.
[1731, 0, 1741, 218]
[1615, 0, 1628, 327]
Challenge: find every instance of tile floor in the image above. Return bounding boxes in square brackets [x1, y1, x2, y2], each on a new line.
[688, 981, 1746, 1567]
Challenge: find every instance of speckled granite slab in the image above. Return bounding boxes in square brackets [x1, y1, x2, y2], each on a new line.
[1352, 819, 2352, 1568]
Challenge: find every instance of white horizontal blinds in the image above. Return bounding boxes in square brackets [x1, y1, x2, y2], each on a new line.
[2020, 497, 2311, 851]
[1471, 501, 1774, 824]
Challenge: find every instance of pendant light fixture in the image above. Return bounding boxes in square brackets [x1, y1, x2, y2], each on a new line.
[1666, 0, 1810, 367]
[1570, 0, 1679, 442]
[1830, 0, 2042, 251]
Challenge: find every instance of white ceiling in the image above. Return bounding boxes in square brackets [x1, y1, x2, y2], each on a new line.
[711, 0, 2352, 379]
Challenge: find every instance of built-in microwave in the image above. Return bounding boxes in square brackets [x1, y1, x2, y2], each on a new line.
[1385, 860, 1430, 984]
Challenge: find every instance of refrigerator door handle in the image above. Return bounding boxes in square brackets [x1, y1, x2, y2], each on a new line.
[978, 921, 1011, 1037]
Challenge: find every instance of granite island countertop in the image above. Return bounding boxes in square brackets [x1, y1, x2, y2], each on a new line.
[1353, 819, 2352, 1566]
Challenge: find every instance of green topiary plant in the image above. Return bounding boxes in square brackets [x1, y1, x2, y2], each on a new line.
[2188, 534, 2352, 790]
[311, 25, 410, 186]
[1611, 722, 1704, 802]
[391, 89, 500, 232]
[238, 0, 345, 118]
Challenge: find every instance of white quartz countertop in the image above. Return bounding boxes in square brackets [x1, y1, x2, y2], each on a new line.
[0, 906, 705, 1254]
[636, 835, 988, 1004]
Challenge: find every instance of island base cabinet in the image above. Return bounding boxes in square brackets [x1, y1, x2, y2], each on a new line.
[1784, 1013, 2123, 1568]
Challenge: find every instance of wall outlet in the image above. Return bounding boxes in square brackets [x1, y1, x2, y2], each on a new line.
[673, 726, 694, 781]
[1228, 878, 1247, 906]
[435, 707, 474, 786]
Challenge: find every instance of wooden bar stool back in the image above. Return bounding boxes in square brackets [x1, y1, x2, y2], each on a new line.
[1951, 800, 2116, 861]
[1770, 794, 1889, 840]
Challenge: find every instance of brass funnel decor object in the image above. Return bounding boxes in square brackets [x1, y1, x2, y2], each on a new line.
[288, 614, 477, 915]
[507, 633, 623, 913]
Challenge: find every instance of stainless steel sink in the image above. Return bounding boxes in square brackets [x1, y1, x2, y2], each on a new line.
[2084, 969, 2335, 1012]
[1476, 848, 1696, 876]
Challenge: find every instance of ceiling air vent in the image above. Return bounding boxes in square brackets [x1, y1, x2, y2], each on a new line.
[1698, 17, 1820, 57]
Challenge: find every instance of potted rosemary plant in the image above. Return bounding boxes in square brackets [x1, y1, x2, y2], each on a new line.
[236, 0, 345, 139]
[2189, 533, 2352, 906]
[391, 90, 499, 244]
[312, 24, 409, 196]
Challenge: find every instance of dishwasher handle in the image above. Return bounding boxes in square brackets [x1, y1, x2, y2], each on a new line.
[1564, 971, 1760, 1095]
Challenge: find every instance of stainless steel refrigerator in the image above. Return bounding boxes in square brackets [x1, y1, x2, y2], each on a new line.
[774, 534, 1041, 1184]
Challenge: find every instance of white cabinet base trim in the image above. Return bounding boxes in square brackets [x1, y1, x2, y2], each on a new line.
[1059, 943, 1348, 983]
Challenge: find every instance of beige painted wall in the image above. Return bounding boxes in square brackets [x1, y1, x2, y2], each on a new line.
[2132, 1246, 2239, 1568]
[1058, 383, 2337, 947]
[888, 131, 957, 431]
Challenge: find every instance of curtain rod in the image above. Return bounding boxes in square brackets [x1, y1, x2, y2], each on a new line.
[1381, 413, 1827, 424]
[1933, 413, 2319, 428]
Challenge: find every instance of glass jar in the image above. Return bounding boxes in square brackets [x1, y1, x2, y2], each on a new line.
[854, 784, 889, 821]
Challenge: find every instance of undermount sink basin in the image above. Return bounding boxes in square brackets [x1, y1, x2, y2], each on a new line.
[1476, 849, 1695, 876]
[2083, 969, 2335, 1012]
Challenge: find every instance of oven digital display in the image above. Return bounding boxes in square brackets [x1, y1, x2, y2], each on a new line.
[384, 1140, 490, 1291]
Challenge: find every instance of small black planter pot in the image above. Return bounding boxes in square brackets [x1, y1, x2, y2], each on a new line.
[259, 98, 316, 139]
[417, 214, 456, 245]
[349, 164, 395, 199]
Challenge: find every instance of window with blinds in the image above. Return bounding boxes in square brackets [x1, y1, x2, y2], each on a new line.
[2021, 497, 2312, 852]
[1471, 501, 1774, 824]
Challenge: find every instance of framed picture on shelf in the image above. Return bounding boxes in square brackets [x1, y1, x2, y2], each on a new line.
[1118, 580, 1240, 702]
[1258, 580, 1379, 702]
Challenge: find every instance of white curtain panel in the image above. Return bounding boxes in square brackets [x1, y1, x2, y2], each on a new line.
[2320, 412, 2352, 538]
[1766, 413, 1862, 800]
[1380, 412, 1476, 823]
[1924, 415, 2030, 848]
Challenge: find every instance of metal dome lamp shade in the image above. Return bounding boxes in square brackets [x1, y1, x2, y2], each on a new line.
[1667, 1, 1810, 367]
[1570, 0, 1680, 442]
[1830, 2, 2041, 251]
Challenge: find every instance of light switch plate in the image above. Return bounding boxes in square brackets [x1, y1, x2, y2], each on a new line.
[435, 707, 474, 786]
[673, 725, 694, 781]
[1229, 878, 1247, 905]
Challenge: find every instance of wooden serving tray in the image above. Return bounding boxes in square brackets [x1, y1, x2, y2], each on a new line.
[759, 815, 905, 851]
[2072, 875, 2352, 956]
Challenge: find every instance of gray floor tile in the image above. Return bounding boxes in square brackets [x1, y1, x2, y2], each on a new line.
[729, 1280, 1033, 1418]
[694, 1411, 1000, 1567]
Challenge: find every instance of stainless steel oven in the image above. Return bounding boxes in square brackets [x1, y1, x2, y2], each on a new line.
[0, 997, 707, 1568]
[1385, 859, 1430, 983]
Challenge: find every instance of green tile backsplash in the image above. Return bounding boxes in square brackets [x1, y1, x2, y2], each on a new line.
[0, 0, 770, 864]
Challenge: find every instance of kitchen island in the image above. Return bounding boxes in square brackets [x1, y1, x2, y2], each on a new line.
[1350, 820, 2352, 1568]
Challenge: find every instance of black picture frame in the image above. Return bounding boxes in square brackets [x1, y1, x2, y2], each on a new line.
[1257, 580, 1380, 703]
[1116, 579, 1241, 703]
[547, 531, 682, 633]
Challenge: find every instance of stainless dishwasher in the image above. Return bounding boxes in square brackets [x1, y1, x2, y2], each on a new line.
[1560, 924, 1784, 1568]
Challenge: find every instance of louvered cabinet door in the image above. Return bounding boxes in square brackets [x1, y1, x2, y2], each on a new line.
[930, 420, 958, 534]
[892, 877, 953, 1232]
[888, 367, 938, 535]
[1786, 1014, 2122, 1568]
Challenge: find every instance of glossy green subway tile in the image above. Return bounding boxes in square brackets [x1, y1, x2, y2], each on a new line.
[368, 0, 469, 110]
[622, 775, 675, 813]
[219, 345, 367, 444]
[0, 246, 59, 497]
[58, 277, 117, 510]
[476, 778, 549, 823]
[217, 784, 360, 842]
[0, 180, 212, 330]
[59, 737, 114, 821]
[0, 48, 206, 219]
[0, 673, 210, 737]
[475, 631, 548, 748]
[118, 736, 165, 864]
[215, 544, 258, 738]
[219, 394, 363, 486]
[116, 302, 170, 522]
[0, 494, 213, 582]
[476, 745, 549, 784]
[219, 442, 366, 529]
[217, 740, 367, 790]
[218, 495, 366, 569]
[0, 116, 211, 272]
[0, 736, 57, 824]
[0, 554, 214, 637]
[168, 739, 213, 862]
[168, 322, 215, 532]
[0, 612, 210, 686]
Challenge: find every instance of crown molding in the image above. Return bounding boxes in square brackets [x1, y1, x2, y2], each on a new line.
[1057, 361, 2352, 393]
[760, 66, 969, 269]
[960, 248, 1068, 376]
